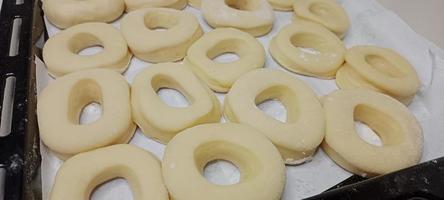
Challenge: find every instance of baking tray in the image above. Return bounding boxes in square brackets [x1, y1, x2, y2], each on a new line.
[2, 0, 444, 199]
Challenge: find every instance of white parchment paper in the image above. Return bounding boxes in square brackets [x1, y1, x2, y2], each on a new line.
[38, 0, 444, 199]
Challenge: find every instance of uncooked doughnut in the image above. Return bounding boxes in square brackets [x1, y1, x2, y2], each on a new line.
[336, 46, 421, 105]
[131, 63, 221, 144]
[293, 0, 350, 38]
[162, 123, 286, 200]
[322, 89, 423, 177]
[224, 69, 325, 165]
[121, 8, 202, 63]
[268, 0, 293, 11]
[50, 144, 168, 200]
[38, 69, 136, 159]
[185, 28, 265, 92]
[201, 0, 275, 36]
[124, 0, 187, 12]
[269, 21, 345, 79]
[43, 22, 131, 77]
[43, 0, 124, 29]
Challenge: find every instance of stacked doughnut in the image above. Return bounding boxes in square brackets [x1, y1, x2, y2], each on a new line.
[39, 0, 424, 200]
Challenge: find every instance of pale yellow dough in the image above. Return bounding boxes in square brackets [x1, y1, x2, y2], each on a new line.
[322, 89, 423, 177]
[43, 22, 131, 77]
[121, 8, 202, 63]
[336, 46, 421, 105]
[268, 0, 294, 11]
[201, 0, 275, 36]
[162, 123, 286, 200]
[38, 69, 136, 160]
[293, 0, 350, 38]
[224, 69, 325, 165]
[50, 144, 168, 200]
[269, 21, 345, 79]
[43, 0, 124, 29]
[131, 63, 221, 143]
[188, 0, 200, 8]
[185, 28, 265, 92]
[124, 0, 187, 12]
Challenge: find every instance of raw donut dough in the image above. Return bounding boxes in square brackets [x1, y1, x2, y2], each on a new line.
[322, 89, 423, 177]
[131, 63, 221, 143]
[269, 21, 345, 79]
[50, 144, 168, 200]
[38, 69, 136, 159]
[293, 0, 350, 38]
[43, 22, 131, 77]
[124, 0, 187, 12]
[224, 69, 325, 165]
[43, 0, 124, 29]
[201, 0, 275, 36]
[268, 0, 294, 11]
[336, 46, 421, 105]
[121, 8, 202, 63]
[162, 123, 286, 200]
[188, 0, 200, 8]
[185, 28, 265, 92]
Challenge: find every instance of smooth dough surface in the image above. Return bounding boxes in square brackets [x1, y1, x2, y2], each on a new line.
[121, 8, 202, 63]
[224, 69, 325, 164]
[336, 46, 421, 105]
[50, 144, 168, 200]
[201, 0, 275, 36]
[185, 28, 265, 92]
[162, 123, 286, 200]
[131, 63, 221, 144]
[322, 89, 423, 177]
[38, 69, 136, 159]
[269, 21, 345, 79]
[268, 0, 294, 11]
[43, 22, 131, 77]
[43, 0, 124, 29]
[293, 0, 350, 38]
[188, 0, 200, 8]
[124, 0, 187, 12]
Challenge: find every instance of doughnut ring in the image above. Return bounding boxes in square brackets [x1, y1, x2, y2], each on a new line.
[322, 89, 423, 177]
[43, 22, 131, 77]
[185, 28, 265, 92]
[336, 46, 421, 105]
[293, 0, 350, 38]
[50, 144, 168, 200]
[43, 0, 124, 29]
[162, 123, 286, 200]
[124, 0, 187, 12]
[267, 0, 294, 11]
[38, 69, 136, 159]
[224, 69, 325, 165]
[269, 21, 345, 79]
[201, 0, 275, 37]
[131, 63, 221, 144]
[121, 8, 202, 63]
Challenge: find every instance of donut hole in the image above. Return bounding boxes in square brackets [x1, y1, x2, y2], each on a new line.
[203, 159, 240, 186]
[91, 178, 134, 200]
[144, 11, 179, 31]
[290, 33, 324, 55]
[254, 86, 299, 123]
[309, 2, 337, 24]
[68, 33, 104, 56]
[207, 39, 246, 64]
[152, 75, 192, 108]
[354, 104, 404, 146]
[194, 141, 262, 185]
[68, 79, 103, 124]
[365, 54, 406, 78]
[225, 0, 260, 11]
